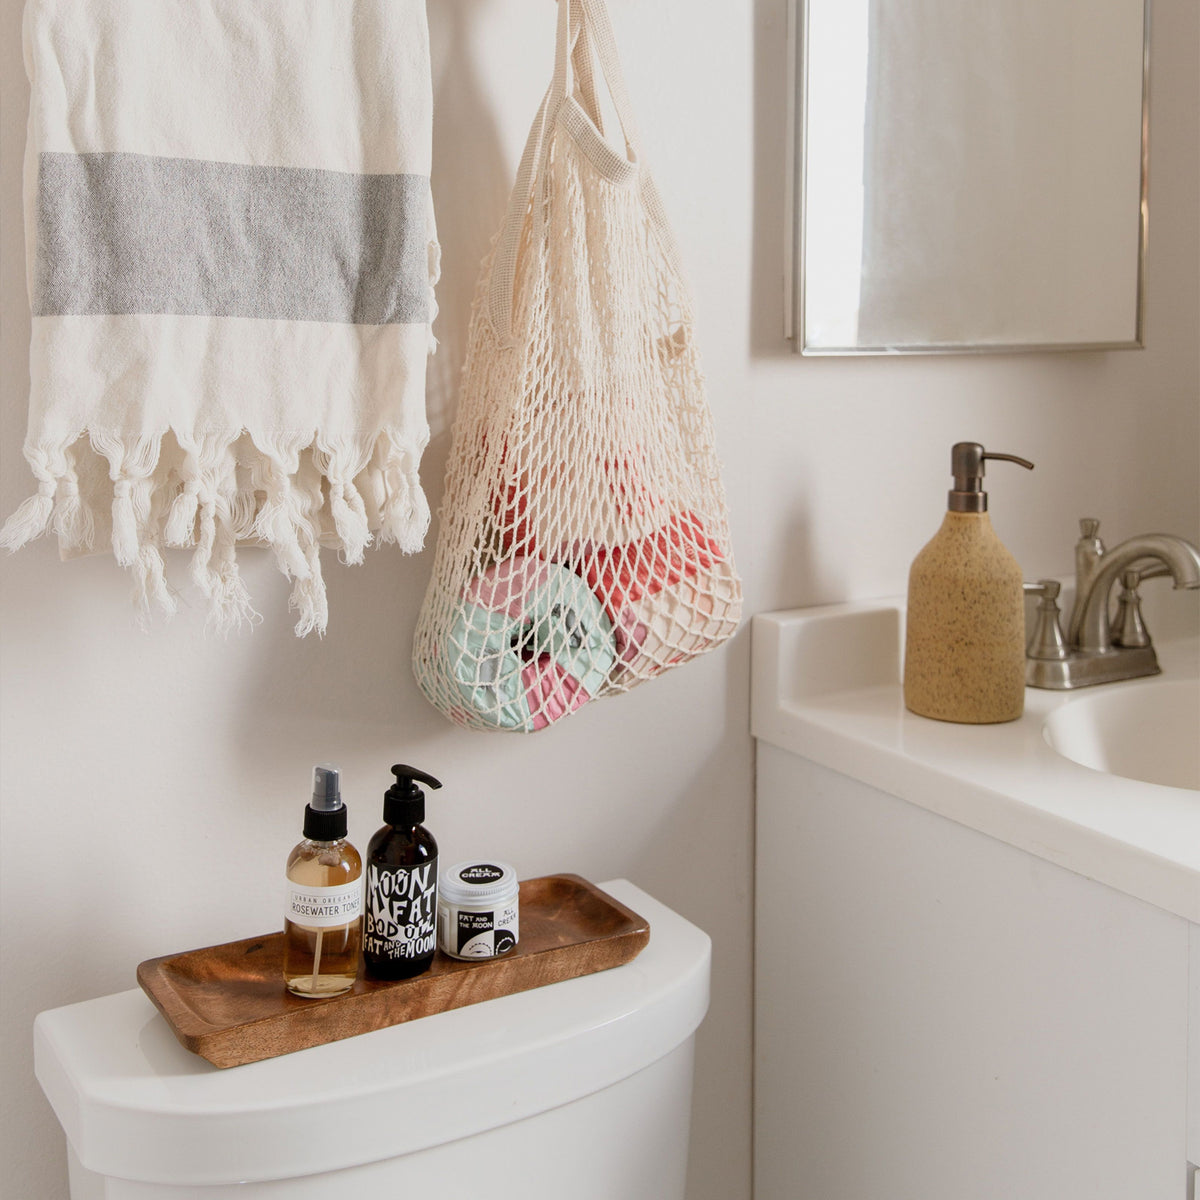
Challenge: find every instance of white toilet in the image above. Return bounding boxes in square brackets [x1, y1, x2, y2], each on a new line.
[34, 880, 710, 1200]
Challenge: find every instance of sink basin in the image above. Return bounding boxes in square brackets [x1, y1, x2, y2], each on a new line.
[1043, 679, 1200, 790]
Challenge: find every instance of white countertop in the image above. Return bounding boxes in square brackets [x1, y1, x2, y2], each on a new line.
[752, 600, 1200, 924]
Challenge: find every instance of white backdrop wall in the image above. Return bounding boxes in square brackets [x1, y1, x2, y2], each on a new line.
[1, 3, 1196, 1200]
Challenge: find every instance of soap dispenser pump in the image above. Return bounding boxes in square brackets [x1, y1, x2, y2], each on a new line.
[362, 765, 442, 980]
[904, 442, 1034, 724]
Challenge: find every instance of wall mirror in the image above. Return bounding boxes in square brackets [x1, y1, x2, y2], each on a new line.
[789, 0, 1149, 355]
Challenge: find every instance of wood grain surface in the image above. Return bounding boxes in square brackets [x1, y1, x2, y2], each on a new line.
[137, 874, 650, 1068]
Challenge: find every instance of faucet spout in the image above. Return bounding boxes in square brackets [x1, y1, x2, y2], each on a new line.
[1074, 534, 1200, 653]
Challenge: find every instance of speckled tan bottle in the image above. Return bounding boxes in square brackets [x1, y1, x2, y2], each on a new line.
[904, 444, 1034, 724]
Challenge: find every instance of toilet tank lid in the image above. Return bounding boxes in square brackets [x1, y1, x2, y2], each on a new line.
[33, 880, 711, 1188]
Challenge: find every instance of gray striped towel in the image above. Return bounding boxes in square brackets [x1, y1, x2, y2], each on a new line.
[4, 0, 439, 634]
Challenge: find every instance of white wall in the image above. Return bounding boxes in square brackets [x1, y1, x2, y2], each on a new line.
[1, 4, 1196, 1200]
[748, 1, 1199, 619]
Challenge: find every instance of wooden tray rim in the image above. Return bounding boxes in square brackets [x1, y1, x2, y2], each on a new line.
[136, 874, 650, 1064]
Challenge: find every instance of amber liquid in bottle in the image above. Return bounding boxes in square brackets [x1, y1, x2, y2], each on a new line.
[283, 838, 362, 998]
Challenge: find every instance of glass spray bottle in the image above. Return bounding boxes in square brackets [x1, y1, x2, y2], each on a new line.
[283, 765, 362, 997]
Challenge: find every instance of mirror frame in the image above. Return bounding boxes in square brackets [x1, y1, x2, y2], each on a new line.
[786, 0, 1151, 356]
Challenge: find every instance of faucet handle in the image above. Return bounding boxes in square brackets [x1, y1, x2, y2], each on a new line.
[1024, 579, 1069, 661]
[1112, 569, 1150, 649]
[1111, 564, 1170, 649]
[1079, 517, 1101, 539]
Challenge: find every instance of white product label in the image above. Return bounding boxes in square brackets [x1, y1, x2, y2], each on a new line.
[438, 899, 519, 959]
[286, 879, 362, 929]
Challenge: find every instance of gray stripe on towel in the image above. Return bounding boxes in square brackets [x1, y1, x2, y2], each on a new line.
[34, 152, 431, 325]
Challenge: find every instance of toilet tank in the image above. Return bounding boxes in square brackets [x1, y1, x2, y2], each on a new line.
[35, 879, 711, 1200]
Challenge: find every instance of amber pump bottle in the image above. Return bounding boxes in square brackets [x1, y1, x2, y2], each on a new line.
[363, 765, 442, 980]
[283, 765, 362, 997]
[904, 442, 1034, 724]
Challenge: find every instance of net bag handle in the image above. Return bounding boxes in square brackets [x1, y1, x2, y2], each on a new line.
[486, 0, 574, 346]
[486, 0, 684, 346]
[568, 0, 686, 284]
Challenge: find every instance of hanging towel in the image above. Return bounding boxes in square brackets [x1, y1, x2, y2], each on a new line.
[4, 0, 439, 634]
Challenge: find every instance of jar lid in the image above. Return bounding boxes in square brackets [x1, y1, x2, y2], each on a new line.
[440, 860, 518, 906]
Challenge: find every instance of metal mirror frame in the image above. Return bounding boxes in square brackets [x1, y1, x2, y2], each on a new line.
[786, 0, 1151, 356]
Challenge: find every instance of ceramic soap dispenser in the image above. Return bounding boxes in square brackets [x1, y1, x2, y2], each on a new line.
[904, 442, 1034, 724]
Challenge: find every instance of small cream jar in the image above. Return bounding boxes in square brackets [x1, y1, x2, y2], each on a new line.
[437, 861, 519, 960]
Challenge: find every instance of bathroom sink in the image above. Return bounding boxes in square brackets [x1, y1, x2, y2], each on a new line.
[1042, 679, 1200, 790]
[753, 600, 1200, 924]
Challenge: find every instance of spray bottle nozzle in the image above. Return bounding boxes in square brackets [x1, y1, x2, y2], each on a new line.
[304, 763, 347, 840]
[311, 764, 343, 812]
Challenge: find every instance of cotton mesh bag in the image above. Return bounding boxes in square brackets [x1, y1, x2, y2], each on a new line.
[412, 0, 741, 732]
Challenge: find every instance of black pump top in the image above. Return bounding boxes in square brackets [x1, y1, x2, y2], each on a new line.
[383, 764, 442, 827]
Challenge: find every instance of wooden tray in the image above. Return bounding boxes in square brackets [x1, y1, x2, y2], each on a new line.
[137, 874, 649, 1069]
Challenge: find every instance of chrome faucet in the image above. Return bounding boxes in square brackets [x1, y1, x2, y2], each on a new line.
[1026, 519, 1200, 689]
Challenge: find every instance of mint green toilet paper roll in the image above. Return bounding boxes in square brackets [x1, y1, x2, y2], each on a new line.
[444, 558, 616, 731]
[445, 604, 534, 730]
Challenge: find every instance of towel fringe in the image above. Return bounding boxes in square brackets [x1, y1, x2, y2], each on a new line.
[2, 426, 428, 635]
[111, 481, 140, 566]
[53, 490, 96, 552]
[251, 435, 316, 582]
[330, 481, 372, 564]
[164, 483, 201, 547]
[206, 558, 260, 636]
[229, 485, 259, 542]
[0, 489, 55, 551]
[91, 432, 162, 572]
[195, 501, 259, 635]
[289, 543, 329, 638]
[373, 431, 432, 553]
[0, 444, 59, 550]
[52, 449, 97, 552]
[313, 439, 373, 565]
[132, 544, 176, 619]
